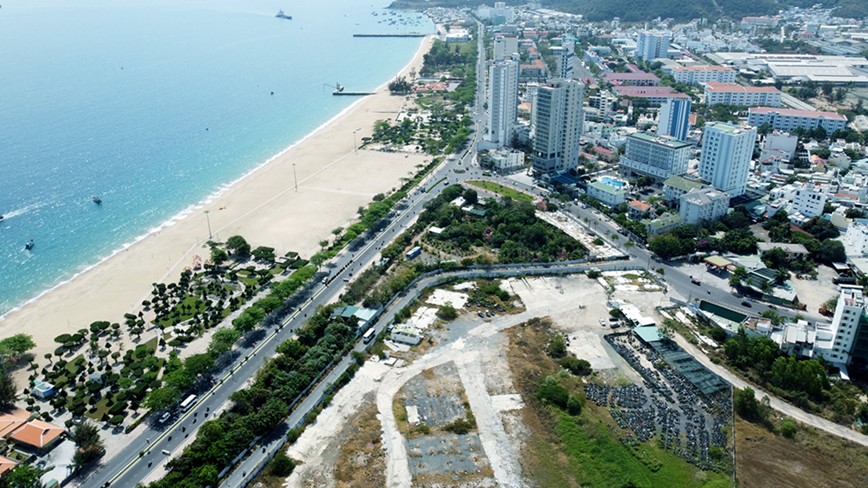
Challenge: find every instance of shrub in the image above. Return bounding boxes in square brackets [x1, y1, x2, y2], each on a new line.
[546, 336, 567, 359]
[269, 451, 295, 477]
[443, 418, 475, 435]
[779, 418, 797, 438]
[567, 395, 583, 416]
[536, 376, 569, 409]
[559, 356, 592, 376]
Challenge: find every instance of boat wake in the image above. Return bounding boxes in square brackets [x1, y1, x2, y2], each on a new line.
[1, 202, 42, 221]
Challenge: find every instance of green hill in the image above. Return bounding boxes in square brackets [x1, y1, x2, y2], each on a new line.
[389, 0, 868, 22]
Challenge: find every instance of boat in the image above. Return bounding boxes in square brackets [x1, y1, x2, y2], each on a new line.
[0, 215, 4, 221]
[92, 195, 102, 204]
[275, 10, 292, 20]
[24, 239, 34, 251]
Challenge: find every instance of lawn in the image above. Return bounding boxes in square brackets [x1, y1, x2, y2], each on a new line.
[156, 294, 208, 328]
[466, 180, 534, 202]
[555, 406, 731, 488]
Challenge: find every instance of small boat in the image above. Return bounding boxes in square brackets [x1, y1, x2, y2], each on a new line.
[0, 215, 4, 221]
[275, 9, 292, 20]
[24, 239, 34, 251]
[92, 195, 102, 204]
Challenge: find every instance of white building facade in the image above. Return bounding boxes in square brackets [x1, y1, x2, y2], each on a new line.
[747, 107, 848, 134]
[673, 65, 736, 85]
[619, 132, 691, 180]
[679, 187, 731, 224]
[487, 59, 519, 146]
[493, 35, 519, 61]
[532, 79, 584, 174]
[704, 82, 782, 107]
[636, 31, 670, 62]
[845, 219, 868, 257]
[699, 122, 757, 197]
[815, 289, 866, 365]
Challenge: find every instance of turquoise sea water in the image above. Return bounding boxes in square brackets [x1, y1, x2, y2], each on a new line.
[0, 0, 431, 316]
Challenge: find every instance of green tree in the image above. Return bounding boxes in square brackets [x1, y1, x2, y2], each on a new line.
[208, 328, 241, 356]
[729, 266, 748, 288]
[0, 367, 17, 409]
[143, 386, 180, 411]
[1, 464, 44, 488]
[225, 235, 251, 259]
[210, 247, 228, 267]
[536, 376, 569, 409]
[779, 418, 797, 438]
[649, 234, 684, 259]
[546, 336, 567, 359]
[462, 188, 478, 205]
[817, 239, 846, 264]
[0, 334, 36, 363]
[734, 387, 769, 424]
[72, 420, 104, 468]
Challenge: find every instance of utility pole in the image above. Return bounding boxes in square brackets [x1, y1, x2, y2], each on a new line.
[293, 163, 298, 192]
[204, 210, 212, 240]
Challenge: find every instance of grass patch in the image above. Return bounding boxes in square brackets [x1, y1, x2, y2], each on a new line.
[467, 180, 533, 202]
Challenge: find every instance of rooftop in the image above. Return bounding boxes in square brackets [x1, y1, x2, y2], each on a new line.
[664, 175, 704, 192]
[613, 86, 689, 98]
[629, 132, 691, 148]
[675, 65, 734, 72]
[628, 200, 652, 212]
[704, 82, 781, 94]
[756, 242, 810, 254]
[603, 71, 660, 82]
[9, 419, 65, 450]
[748, 106, 847, 121]
[682, 187, 729, 205]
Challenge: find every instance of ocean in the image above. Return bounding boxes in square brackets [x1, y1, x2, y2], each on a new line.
[0, 0, 431, 316]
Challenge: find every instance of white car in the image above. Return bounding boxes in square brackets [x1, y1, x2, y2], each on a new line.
[158, 412, 171, 425]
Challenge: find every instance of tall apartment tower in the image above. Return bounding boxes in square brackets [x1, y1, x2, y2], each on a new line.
[487, 59, 519, 146]
[550, 46, 574, 79]
[817, 289, 866, 365]
[636, 31, 670, 62]
[698, 122, 757, 197]
[531, 78, 584, 174]
[657, 98, 691, 141]
[493, 35, 519, 61]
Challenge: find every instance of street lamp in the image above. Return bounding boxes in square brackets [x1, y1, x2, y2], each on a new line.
[293, 163, 298, 192]
[352, 127, 362, 155]
[204, 210, 212, 240]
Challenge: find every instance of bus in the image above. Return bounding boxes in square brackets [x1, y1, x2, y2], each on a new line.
[179, 394, 198, 413]
[362, 328, 376, 344]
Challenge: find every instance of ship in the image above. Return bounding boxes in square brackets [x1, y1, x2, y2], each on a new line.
[275, 10, 292, 20]
[24, 239, 34, 251]
[92, 195, 102, 205]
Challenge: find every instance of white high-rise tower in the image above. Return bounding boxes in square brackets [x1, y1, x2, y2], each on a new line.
[487, 59, 519, 146]
[531, 78, 584, 174]
[699, 122, 756, 197]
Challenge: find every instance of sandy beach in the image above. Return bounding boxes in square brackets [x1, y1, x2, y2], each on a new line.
[0, 36, 435, 373]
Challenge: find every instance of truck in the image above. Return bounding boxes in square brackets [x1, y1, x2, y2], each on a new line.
[405, 246, 422, 260]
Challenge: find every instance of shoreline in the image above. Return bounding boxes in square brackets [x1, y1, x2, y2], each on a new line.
[1, 35, 436, 371]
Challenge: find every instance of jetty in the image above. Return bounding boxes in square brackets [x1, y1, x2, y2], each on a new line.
[353, 33, 426, 38]
[333, 91, 374, 97]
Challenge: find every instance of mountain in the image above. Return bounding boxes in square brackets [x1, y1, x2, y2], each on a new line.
[388, 0, 868, 22]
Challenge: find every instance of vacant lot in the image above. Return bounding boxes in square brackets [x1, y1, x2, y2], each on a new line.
[736, 417, 868, 488]
[506, 319, 731, 488]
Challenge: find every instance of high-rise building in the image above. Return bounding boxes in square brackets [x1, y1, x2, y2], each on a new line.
[698, 122, 756, 197]
[532, 79, 584, 174]
[550, 46, 574, 79]
[635, 31, 670, 62]
[619, 132, 692, 180]
[657, 98, 691, 141]
[493, 35, 519, 61]
[487, 59, 519, 146]
[815, 289, 866, 365]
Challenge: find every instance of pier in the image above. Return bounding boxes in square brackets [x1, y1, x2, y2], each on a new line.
[333, 91, 374, 96]
[353, 33, 427, 38]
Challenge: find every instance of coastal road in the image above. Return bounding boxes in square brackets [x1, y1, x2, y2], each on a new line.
[89, 152, 471, 488]
[89, 18, 495, 487]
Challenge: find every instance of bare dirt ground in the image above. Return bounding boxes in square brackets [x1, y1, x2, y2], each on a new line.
[736, 417, 868, 488]
[282, 275, 675, 488]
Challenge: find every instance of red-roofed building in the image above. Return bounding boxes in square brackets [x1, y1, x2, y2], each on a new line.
[747, 106, 848, 133]
[704, 82, 782, 107]
[628, 200, 653, 219]
[520, 59, 546, 82]
[593, 145, 617, 162]
[613, 86, 689, 106]
[0, 457, 17, 478]
[603, 71, 660, 86]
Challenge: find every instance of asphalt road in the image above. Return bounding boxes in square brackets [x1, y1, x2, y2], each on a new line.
[87, 21, 491, 488]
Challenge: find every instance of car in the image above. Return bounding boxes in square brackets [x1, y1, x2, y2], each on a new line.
[477, 311, 485, 318]
[741, 301, 752, 308]
[690, 276, 701, 285]
[158, 412, 171, 425]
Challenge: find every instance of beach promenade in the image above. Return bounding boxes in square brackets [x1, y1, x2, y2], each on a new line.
[0, 36, 436, 374]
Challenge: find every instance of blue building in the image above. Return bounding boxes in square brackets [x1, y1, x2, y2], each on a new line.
[657, 98, 691, 141]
